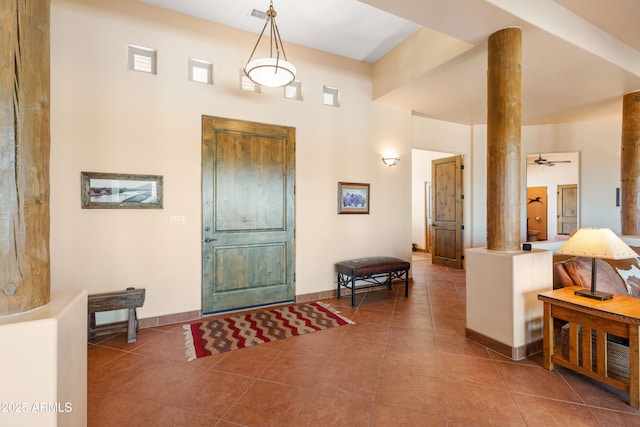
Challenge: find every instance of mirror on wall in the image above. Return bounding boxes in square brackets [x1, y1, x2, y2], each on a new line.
[526, 152, 580, 242]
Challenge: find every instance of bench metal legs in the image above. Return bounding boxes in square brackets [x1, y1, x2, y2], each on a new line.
[352, 276, 357, 307]
[337, 269, 409, 307]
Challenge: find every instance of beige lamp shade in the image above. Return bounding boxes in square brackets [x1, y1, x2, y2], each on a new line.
[556, 228, 637, 260]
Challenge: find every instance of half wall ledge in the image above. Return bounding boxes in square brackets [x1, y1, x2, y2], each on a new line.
[465, 247, 552, 360]
[0, 290, 87, 427]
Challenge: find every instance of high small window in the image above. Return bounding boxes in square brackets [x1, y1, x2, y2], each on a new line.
[239, 69, 261, 93]
[323, 86, 340, 107]
[284, 81, 303, 101]
[128, 45, 156, 74]
[189, 59, 213, 84]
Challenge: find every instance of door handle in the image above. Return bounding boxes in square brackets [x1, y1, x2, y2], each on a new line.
[203, 238, 217, 243]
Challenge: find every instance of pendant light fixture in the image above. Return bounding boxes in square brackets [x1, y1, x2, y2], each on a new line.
[244, 1, 296, 88]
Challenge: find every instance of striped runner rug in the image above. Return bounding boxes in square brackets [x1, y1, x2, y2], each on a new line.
[183, 302, 354, 361]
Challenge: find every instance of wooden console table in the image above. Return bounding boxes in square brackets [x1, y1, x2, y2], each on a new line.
[538, 287, 640, 408]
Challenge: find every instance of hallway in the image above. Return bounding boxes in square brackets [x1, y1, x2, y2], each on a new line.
[87, 255, 640, 426]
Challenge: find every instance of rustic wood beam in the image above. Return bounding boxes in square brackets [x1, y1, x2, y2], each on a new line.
[621, 91, 640, 235]
[0, 0, 51, 315]
[486, 28, 522, 252]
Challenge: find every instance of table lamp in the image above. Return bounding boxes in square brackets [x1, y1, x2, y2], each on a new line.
[556, 228, 638, 300]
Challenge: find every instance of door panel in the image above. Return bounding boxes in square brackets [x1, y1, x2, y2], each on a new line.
[557, 184, 578, 235]
[214, 244, 285, 291]
[431, 155, 463, 269]
[435, 229, 456, 259]
[215, 132, 286, 231]
[202, 117, 295, 314]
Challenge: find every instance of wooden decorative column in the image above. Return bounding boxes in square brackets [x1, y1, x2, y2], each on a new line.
[486, 28, 522, 251]
[621, 91, 640, 235]
[467, 28, 547, 361]
[0, 1, 51, 315]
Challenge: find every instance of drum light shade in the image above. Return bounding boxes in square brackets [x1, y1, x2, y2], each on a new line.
[245, 57, 296, 88]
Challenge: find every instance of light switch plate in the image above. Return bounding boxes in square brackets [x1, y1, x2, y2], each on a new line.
[169, 215, 185, 226]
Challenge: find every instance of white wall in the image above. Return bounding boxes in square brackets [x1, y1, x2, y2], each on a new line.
[522, 119, 622, 233]
[50, 0, 411, 319]
[471, 125, 488, 247]
[49, 0, 627, 321]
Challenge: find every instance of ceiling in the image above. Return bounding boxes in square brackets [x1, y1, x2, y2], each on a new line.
[139, 0, 640, 125]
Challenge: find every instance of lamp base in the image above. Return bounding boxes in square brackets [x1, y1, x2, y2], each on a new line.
[574, 288, 613, 300]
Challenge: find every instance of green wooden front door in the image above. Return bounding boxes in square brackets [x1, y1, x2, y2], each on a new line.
[201, 116, 295, 315]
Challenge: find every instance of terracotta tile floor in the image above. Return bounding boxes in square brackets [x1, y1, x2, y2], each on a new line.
[88, 255, 640, 426]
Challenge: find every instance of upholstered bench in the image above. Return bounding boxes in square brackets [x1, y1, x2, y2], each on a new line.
[336, 257, 410, 307]
[88, 287, 146, 343]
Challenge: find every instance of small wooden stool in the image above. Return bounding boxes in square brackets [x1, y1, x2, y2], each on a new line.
[88, 287, 146, 343]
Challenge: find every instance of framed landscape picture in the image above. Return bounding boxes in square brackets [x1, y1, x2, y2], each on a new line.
[338, 182, 370, 214]
[81, 171, 163, 209]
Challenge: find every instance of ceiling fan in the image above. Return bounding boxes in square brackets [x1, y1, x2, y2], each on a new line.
[527, 154, 571, 167]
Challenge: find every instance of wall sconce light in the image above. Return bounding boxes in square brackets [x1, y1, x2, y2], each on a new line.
[382, 155, 400, 166]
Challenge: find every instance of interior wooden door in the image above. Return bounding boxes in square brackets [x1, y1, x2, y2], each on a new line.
[431, 155, 463, 269]
[557, 184, 578, 235]
[201, 116, 295, 315]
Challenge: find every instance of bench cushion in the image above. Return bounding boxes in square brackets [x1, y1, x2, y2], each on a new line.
[336, 257, 410, 276]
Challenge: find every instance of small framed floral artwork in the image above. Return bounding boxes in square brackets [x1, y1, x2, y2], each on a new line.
[338, 182, 370, 214]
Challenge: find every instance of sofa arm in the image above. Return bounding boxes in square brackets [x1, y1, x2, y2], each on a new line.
[554, 261, 574, 289]
[554, 256, 632, 296]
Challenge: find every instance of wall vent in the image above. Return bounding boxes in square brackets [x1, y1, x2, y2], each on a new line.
[250, 8, 267, 20]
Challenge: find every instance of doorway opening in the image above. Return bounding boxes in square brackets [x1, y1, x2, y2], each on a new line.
[412, 149, 464, 269]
